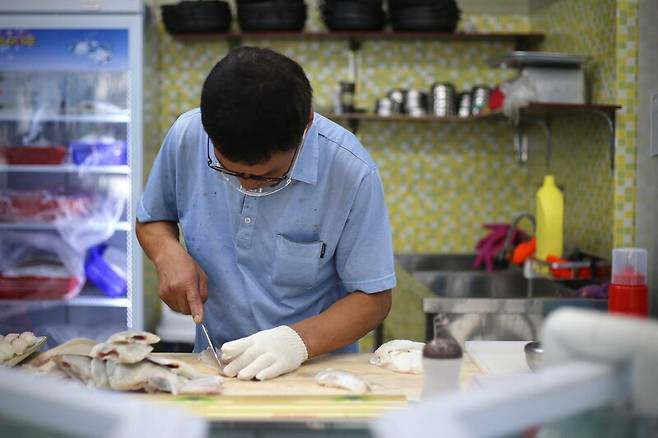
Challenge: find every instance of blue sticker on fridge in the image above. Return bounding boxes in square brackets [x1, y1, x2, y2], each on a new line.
[0, 29, 129, 71]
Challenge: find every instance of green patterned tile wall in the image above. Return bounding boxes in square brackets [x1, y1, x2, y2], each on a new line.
[528, 0, 617, 257]
[529, 0, 639, 256]
[140, 1, 638, 339]
[148, 0, 533, 255]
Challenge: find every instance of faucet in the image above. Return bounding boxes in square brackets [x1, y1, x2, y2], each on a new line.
[496, 213, 536, 268]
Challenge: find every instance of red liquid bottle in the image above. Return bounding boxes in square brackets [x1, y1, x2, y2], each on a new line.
[608, 248, 649, 317]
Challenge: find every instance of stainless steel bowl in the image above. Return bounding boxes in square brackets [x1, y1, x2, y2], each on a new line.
[524, 341, 544, 371]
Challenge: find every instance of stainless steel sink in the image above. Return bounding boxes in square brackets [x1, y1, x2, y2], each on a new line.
[395, 253, 608, 345]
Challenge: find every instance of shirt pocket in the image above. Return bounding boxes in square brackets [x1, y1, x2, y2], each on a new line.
[272, 234, 323, 292]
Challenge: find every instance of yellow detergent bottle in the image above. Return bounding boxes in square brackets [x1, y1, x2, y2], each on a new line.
[535, 175, 564, 262]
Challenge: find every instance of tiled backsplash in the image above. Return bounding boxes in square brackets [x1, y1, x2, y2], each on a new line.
[141, 1, 637, 329]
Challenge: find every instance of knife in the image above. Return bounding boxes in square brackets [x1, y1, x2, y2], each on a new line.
[200, 322, 222, 370]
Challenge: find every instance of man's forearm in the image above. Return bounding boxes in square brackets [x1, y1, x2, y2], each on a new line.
[291, 290, 392, 358]
[135, 220, 181, 267]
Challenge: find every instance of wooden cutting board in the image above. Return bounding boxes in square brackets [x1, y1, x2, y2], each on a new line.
[137, 352, 484, 421]
[139, 353, 423, 421]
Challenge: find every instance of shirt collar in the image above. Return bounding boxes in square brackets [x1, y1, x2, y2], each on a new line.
[290, 113, 319, 185]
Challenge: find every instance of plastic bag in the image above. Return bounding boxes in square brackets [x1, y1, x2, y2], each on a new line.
[0, 231, 84, 299]
[500, 76, 538, 123]
[54, 175, 128, 254]
[0, 190, 91, 223]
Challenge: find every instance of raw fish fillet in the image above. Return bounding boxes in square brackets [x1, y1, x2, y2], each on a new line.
[315, 368, 370, 394]
[179, 376, 223, 395]
[199, 347, 227, 375]
[108, 331, 160, 345]
[147, 354, 206, 379]
[53, 355, 94, 386]
[29, 338, 97, 367]
[105, 360, 183, 394]
[91, 342, 153, 364]
[22, 360, 69, 380]
[91, 358, 109, 388]
[370, 339, 425, 374]
[0, 342, 14, 362]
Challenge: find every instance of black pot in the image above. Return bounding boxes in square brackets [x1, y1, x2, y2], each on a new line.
[161, 1, 232, 34]
[237, 1, 307, 32]
[390, 4, 461, 32]
[388, 0, 459, 10]
[321, 0, 386, 31]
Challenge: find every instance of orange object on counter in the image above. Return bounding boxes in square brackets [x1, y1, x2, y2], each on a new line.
[511, 237, 536, 265]
[546, 255, 591, 279]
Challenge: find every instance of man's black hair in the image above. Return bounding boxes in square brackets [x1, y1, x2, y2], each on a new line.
[200, 46, 313, 165]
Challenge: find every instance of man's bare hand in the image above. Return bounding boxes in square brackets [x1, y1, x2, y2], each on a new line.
[155, 241, 208, 323]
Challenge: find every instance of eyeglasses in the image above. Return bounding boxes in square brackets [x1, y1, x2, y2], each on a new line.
[206, 129, 307, 197]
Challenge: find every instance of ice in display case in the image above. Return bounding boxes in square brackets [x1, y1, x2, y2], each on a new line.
[0, 0, 144, 346]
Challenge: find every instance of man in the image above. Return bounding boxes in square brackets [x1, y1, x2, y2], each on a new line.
[136, 47, 395, 381]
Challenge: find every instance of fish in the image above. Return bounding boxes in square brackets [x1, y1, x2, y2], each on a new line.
[28, 338, 96, 368]
[179, 376, 223, 395]
[105, 360, 220, 395]
[146, 354, 206, 380]
[0, 342, 15, 362]
[370, 339, 425, 374]
[90, 358, 109, 388]
[91, 342, 153, 364]
[315, 368, 370, 394]
[22, 360, 68, 380]
[107, 331, 160, 345]
[199, 347, 227, 375]
[53, 355, 94, 386]
[105, 360, 181, 393]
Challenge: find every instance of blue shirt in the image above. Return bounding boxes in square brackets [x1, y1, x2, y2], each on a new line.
[137, 109, 396, 353]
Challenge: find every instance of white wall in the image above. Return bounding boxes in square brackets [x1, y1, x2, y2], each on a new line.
[636, 0, 658, 316]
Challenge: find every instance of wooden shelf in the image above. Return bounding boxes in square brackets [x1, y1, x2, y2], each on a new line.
[520, 102, 622, 119]
[324, 103, 621, 126]
[173, 31, 544, 50]
[324, 111, 504, 123]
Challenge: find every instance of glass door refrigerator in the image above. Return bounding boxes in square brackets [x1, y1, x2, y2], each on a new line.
[0, 0, 144, 346]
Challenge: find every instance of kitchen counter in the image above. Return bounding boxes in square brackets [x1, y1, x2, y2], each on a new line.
[139, 352, 481, 422]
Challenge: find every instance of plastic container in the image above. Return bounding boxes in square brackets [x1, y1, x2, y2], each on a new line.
[608, 248, 648, 317]
[421, 327, 462, 399]
[69, 140, 127, 166]
[0, 190, 91, 222]
[85, 244, 127, 298]
[0, 275, 80, 300]
[535, 175, 564, 262]
[1, 146, 67, 165]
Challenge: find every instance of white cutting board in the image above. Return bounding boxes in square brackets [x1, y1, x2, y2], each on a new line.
[465, 341, 532, 375]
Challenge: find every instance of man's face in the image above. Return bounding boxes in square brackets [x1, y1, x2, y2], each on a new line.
[212, 147, 297, 191]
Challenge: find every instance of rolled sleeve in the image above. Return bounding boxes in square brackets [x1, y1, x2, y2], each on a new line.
[137, 124, 180, 224]
[335, 169, 396, 293]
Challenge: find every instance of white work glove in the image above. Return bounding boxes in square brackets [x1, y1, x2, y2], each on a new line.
[221, 326, 308, 381]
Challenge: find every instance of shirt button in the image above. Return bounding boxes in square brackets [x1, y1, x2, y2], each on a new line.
[244, 217, 252, 224]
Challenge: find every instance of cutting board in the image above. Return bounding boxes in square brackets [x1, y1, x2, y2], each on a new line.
[464, 341, 532, 375]
[138, 353, 423, 421]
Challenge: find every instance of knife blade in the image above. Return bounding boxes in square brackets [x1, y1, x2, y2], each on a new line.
[200, 322, 222, 371]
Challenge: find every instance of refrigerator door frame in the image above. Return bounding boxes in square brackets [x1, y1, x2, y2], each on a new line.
[0, 13, 144, 330]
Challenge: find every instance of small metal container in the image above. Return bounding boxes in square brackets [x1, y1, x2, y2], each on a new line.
[404, 89, 428, 117]
[457, 91, 472, 118]
[430, 82, 456, 117]
[375, 97, 394, 116]
[338, 81, 355, 113]
[524, 341, 544, 371]
[387, 89, 405, 114]
[471, 85, 491, 116]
